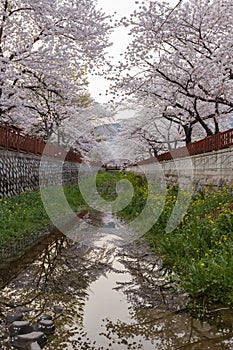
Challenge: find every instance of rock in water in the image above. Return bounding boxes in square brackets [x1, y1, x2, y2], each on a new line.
[28, 342, 41, 350]
[54, 305, 63, 314]
[10, 331, 47, 348]
[9, 320, 32, 336]
[6, 313, 23, 324]
[37, 314, 53, 322]
[37, 320, 55, 335]
[16, 307, 34, 314]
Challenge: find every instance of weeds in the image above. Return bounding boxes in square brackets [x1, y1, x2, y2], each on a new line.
[110, 172, 233, 307]
[0, 184, 87, 249]
[1, 170, 233, 309]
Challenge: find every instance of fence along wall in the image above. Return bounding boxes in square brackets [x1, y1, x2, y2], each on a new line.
[0, 125, 82, 162]
[0, 150, 79, 198]
[156, 127, 233, 162]
[128, 147, 233, 190]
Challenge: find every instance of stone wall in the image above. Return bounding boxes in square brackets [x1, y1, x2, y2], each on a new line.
[1, 147, 233, 198]
[0, 150, 79, 198]
[127, 147, 233, 190]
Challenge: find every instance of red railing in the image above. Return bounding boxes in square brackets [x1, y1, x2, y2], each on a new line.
[2, 125, 232, 166]
[0, 125, 82, 163]
[137, 127, 233, 165]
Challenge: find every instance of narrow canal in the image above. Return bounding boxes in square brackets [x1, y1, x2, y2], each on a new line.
[1, 212, 233, 349]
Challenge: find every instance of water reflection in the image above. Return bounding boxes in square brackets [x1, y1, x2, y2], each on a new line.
[0, 213, 233, 349]
[64, 211, 138, 248]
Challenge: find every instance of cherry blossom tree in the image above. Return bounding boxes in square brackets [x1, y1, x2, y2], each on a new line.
[0, 0, 112, 133]
[57, 102, 116, 157]
[112, 0, 233, 145]
[121, 106, 183, 156]
[19, 67, 91, 139]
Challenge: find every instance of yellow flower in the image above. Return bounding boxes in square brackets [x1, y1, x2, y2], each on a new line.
[200, 262, 205, 268]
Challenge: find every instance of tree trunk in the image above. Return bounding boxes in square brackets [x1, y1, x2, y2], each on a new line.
[183, 124, 192, 144]
[196, 115, 214, 136]
[194, 98, 213, 136]
[213, 116, 219, 134]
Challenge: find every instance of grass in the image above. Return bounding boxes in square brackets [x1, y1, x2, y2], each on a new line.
[0, 192, 49, 247]
[1, 170, 233, 310]
[96, 171, 233, 309]
[0, 171, 136, 249]
[0, 184, 88, 249]
[149, 187, 233, 306]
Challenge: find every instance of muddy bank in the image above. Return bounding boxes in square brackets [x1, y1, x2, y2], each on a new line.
[0, 212, 233, 349]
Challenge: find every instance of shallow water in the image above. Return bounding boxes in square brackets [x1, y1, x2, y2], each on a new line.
[1, 212, 233, 349]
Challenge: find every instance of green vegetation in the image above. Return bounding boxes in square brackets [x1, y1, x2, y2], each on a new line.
[97, 171, 233, 308]
[0, 184, 87, 249]
[96, 170, 135, 200]
[0, 191, 48, 247]
[1, 170, 233, 310]
[0, 171, 134, 250]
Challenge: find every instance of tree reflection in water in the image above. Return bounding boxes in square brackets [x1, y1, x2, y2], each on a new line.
[0, 219, 233, 349]
[0, 229, 113, 349]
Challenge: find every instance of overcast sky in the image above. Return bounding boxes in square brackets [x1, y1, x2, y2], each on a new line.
[88, 0, 136, 105]
[88, 0, 178, 115]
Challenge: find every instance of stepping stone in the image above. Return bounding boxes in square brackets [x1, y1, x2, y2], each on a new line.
[16, 307, 34, 314]
[9, 320, 32, 336]
[54, 305, 63, 314]
[6, 312, 23, 324]
[28, 342, 41, 350]
[10, 331, 47, 348]
[37, 320, 55, 335]
[37, 314, 53, 322]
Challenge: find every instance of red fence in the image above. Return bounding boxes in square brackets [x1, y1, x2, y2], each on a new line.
[137, 127, 233, 165]
[1, 125, 233, 166]
[0, 125, 82, 163]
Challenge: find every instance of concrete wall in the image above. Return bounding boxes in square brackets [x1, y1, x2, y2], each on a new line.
[1, 146, 232, 198]
[0, 150, 79, 198]
[127, 147, 233, 190]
